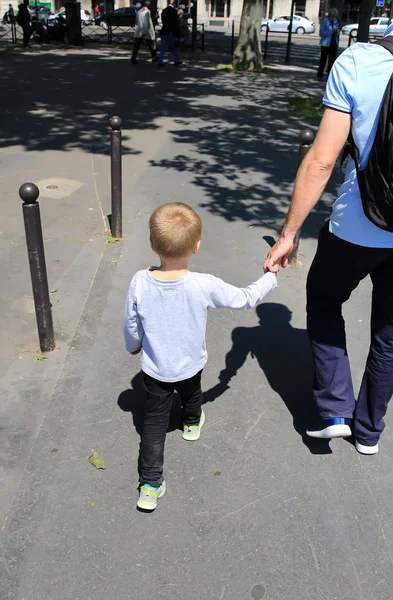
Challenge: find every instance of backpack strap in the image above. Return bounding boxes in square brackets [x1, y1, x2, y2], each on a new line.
[341, 37, 393, 172]
[375, 37, 393, 55]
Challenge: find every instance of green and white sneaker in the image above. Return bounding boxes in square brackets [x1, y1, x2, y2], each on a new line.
[182, 409, 205, 441]
[137, 481, 166, 511]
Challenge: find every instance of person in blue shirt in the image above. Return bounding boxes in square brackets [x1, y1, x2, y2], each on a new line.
[264, 26, 393, 456]
[318, 8, 340, 80]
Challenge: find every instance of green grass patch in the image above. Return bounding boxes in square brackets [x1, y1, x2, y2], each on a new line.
[287, 94, 323, 121]
[215, 64, 278, 74]
[215, 63, 234, 72]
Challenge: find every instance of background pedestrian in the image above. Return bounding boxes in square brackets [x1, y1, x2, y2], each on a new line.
[318, 8, 339, 80]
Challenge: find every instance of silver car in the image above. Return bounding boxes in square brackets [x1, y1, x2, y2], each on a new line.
[261, 15, 316, 35]
[341, 17, 392, 37]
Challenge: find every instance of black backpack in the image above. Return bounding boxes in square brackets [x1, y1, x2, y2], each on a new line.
[343, 37, 393, 232]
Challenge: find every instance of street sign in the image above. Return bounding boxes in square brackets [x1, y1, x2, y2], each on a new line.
[376, 0, 384, 6]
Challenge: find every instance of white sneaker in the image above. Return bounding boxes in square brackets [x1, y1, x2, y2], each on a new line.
[355, 440, 379, 455]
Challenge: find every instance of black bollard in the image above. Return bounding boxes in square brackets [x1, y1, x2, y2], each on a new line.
[263, 25, 269, 61]
[285, 0, 295, 64]
[288, 129, 315, 266]
[20, 183, 55, 353]
[109, 116, 123, 239]
[201, 23, 205, 52]
[231, 19, 235, 56]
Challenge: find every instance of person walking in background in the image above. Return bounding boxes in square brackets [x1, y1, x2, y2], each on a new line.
[131, 0, 157, 64]
[159, 0, 181, 66]
[318, 8, 339, 80]
[8, 4, 15, 22]
[17, 0, 31, 49]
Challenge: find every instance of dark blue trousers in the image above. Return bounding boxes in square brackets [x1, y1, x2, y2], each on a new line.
[307, 225, 393, 445]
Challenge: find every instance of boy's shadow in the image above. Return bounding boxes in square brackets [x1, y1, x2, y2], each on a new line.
[204, 303, 331, 455]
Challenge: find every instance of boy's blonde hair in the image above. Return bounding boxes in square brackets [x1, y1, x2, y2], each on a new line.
[149, 202, 202, 259]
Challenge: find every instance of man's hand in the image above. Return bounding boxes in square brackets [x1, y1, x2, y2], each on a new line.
[264, 235, 294, 273]
[130, 349, 141, 355]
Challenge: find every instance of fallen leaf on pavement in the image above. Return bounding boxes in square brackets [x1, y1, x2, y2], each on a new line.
[88, 452, 105, 469]
[107, 237, 120, 244]
[35, 354, 46, 361]
[51, 448, 58, 453]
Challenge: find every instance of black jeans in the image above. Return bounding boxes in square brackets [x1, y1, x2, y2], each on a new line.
[317, 42, 337, 78]
[307, 225, 393, 445]
[139, 370, 203, 486]
[131, 37, 157, 62]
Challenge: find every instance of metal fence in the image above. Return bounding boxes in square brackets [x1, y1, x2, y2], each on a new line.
[0, 22, 17, 43]
[0, 19, 204, 50]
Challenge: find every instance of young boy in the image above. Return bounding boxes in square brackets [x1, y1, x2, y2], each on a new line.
[124, 202, 277, 511]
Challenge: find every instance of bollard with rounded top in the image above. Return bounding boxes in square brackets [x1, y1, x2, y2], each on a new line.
[109, 115, 123, 131]
[109, 116, 123, 238]
[20, 182, 40, 204]
[288, 129, 315, 266]
[20, 183, 55, 352]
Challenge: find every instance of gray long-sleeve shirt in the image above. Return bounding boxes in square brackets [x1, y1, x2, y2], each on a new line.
[124, 268, 277, 382]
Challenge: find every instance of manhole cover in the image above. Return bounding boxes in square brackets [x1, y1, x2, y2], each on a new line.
[45, 185, 58, 190]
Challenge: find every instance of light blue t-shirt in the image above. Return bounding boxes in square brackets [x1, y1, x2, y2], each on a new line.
[323, 27, 393, 247]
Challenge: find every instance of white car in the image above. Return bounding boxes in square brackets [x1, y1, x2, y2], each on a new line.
[341, 16, 392, 36]
[47, 8, 93, 25]
[261, 15, 315, 35]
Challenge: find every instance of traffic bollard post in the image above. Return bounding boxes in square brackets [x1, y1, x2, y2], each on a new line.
[20, 183, 55, 353]
[288, 129, 315, 266]
[109, 116, 123, 239]
[231, 19, 235, 55]
[263, 25, 269, 61]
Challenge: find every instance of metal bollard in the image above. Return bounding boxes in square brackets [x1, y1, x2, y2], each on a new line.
[20, 183, 55, 353]
[231, 19, 235, 56]
[263, 25, 269, 61]
[109, 116, 123, 239]
[288, 129, 315, 266]
[201, 23, 205, 52]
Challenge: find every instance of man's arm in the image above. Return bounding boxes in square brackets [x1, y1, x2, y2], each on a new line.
[264, 108, 351, 273]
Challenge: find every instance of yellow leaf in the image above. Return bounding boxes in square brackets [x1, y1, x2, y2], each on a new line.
[88, 452, 105, 469]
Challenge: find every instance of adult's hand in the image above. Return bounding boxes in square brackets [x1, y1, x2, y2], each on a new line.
[264, 235, 294, 273]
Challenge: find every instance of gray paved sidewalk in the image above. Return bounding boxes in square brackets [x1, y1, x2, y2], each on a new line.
[1, 48, 393, 600]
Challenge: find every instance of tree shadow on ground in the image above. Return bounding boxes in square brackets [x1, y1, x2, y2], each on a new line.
[0, 45, 339, 239]
[204, 302, 332, 455]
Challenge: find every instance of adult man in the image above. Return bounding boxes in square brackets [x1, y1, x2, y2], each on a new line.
[17, 0, 31, 48]
[131, 0, 157, 64]
[159, 0, 181, 67]
[264, 26, 393, 455]
[317, 8, 339, 80]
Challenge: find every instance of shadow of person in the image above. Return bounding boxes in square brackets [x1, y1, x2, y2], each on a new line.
[117, 371, 183, 436]
[204, 303, 332, 455]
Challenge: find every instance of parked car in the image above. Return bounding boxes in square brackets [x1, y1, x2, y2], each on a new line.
[47, 8, 93, 25]
[261, 15, 315, 35]
[96, 6, 137, 28]
[341, 16, 392, 37]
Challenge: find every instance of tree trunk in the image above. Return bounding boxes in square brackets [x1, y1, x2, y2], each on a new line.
[233, 0, 264, 72]
[357, 0, 375, 41]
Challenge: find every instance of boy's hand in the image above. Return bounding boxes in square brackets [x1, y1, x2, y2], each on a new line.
[130, 349, 141, 355]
